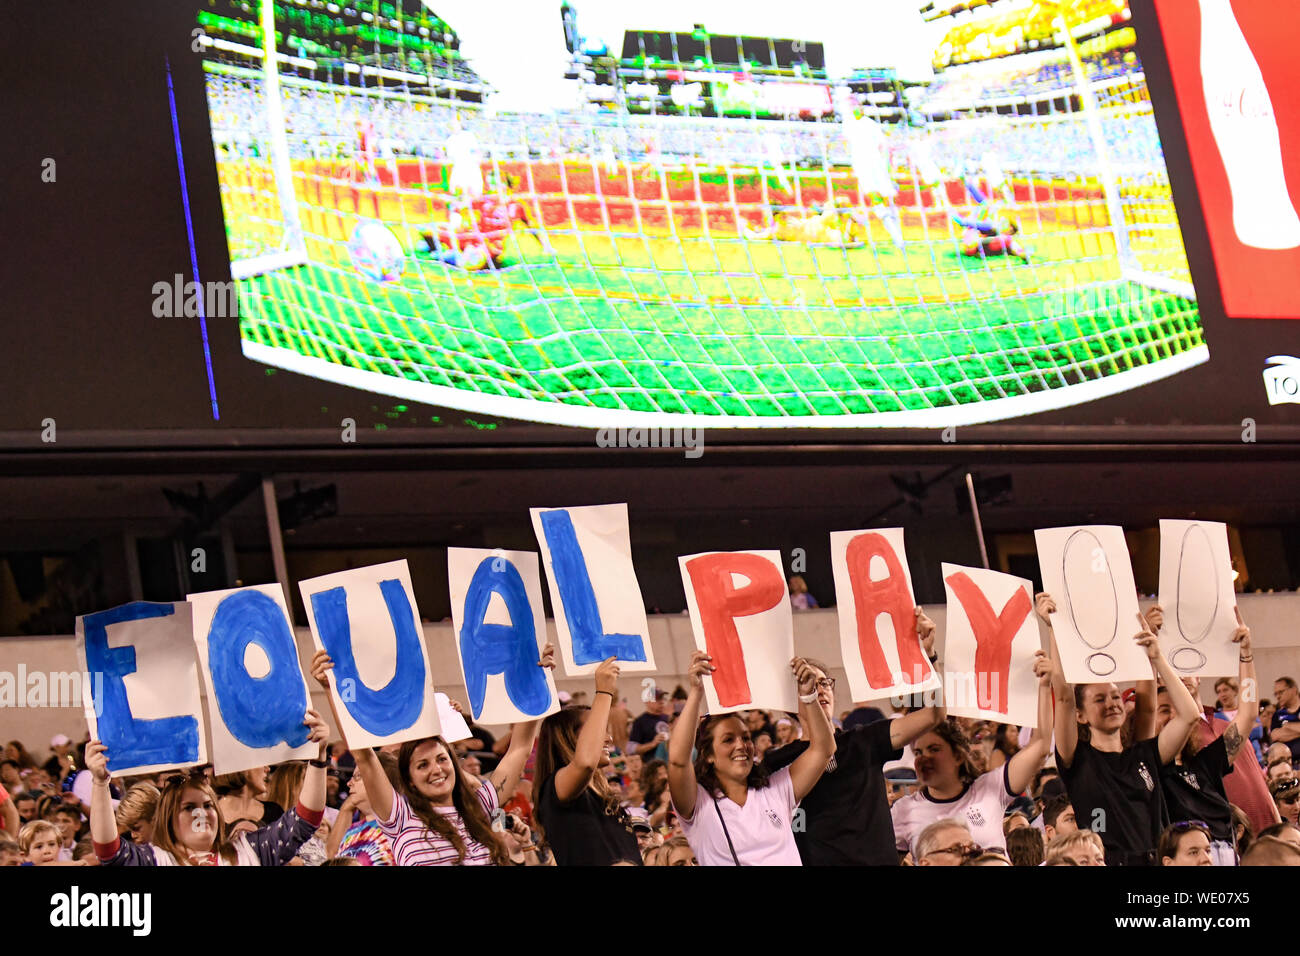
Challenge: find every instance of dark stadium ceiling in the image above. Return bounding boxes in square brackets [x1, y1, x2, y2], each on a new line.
[2, 459, 1299, 555]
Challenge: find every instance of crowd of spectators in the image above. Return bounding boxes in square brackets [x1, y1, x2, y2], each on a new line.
[3, 595, 1293, 867]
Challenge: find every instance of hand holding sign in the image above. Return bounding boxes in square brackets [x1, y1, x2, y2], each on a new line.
[686, 650, 715, 691]
[1133, 612, 1160, 662]
[86, 741, 109, 784]
[1233, 607, 1252, 655]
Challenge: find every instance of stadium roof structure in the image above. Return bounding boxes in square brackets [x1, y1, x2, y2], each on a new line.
[195, 0, 487, 92]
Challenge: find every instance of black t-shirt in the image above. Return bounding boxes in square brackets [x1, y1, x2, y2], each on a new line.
[1160, 735, 1234, 843]
[1058, 737, 1168, 866]
[536, 774, 642, 866]
[629, 711, 668, 760]
[762, 720, 902, 866]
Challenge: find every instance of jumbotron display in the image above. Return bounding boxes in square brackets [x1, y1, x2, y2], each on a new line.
[198, 0, 1202, 427]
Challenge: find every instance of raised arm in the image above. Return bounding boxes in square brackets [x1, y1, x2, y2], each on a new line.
[484, 643, 555, 803]
[788, 658, 836, 802]
[1225, 609, 1258, 765]
[85, 741, 118, 847]
[1, 790, 17, 835]
[1007, 652, 1055, 794]
[298, 708, 329, 814]
[310, 649, 393, 824]
[889, 607, 948, 749]
[553, 657, 620, 803]
[85, 742, 154, 866]
[1129, 605, 1166, 741]
[667, 650, 711, 821]
[1140, 615, 1201, 764]
[1038, 593, 1079, 767]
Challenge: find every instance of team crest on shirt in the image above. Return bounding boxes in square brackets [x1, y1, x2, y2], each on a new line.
[766, 809, 783, 828]
[967, 807, 986, 828]
[1138, 762, 1155, 792]
[1182, 770, 1201, 791]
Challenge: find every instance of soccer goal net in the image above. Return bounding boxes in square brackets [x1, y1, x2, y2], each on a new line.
[200, 0, 1203, 427]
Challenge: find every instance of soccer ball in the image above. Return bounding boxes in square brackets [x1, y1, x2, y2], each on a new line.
[347, 221, 405, 282]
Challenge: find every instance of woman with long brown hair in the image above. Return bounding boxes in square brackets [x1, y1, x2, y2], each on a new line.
[85, 708, 330, 866]
[667, 651, 835, 865]
[535, 657, 641, 865]
[310, 644, 553, 866]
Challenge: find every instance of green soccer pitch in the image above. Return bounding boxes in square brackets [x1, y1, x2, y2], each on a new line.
[235, 221, 1204, 426]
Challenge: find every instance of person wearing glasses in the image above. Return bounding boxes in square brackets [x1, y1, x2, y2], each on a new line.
[1152, 608, 1258, 864]
[1159, 821, 1214, 866]
[668, 652, 835, 865]
[912, 818, 980, 866]
[85, 709, 330, 866]
[892, 649, 1054, 860]
[1269, 774, 1300, 825]
[762, 608, 947, 865]
[1041, 594, 1202, 866]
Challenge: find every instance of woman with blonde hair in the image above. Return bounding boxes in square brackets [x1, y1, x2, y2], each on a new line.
[114, 782, 160, 845]
[87, 708, 330, 866]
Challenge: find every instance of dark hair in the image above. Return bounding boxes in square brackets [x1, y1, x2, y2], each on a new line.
[992, 723, 1020, 759]
[671, 686, 688, 701]
[534, 706, 621, 818]
[1230, 804, 1254, 856]
[640, 759, 667, 805]
[1257, 820, 1300, 841]
[1279, 677, 1298, 690]
[397, 737, 508, 866]
[694, 715, 769, 797]
[919, 719, 981, 787]
[1006, 827, 1044, 867]
[1158, 821, 1210, 863]
[1042, 794, 1073, 830]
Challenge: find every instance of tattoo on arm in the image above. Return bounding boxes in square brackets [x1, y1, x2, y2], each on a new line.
[1224, 723, 1244, 760]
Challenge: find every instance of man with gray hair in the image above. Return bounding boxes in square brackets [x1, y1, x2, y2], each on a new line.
[914, 818, 978, 866]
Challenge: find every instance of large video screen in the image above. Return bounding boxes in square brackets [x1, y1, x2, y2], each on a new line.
[197, 0, 1205, 428]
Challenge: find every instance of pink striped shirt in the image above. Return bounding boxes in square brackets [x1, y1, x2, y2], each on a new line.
[380, 781, 498, 866]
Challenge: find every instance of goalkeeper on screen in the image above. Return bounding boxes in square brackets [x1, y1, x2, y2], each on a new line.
[950, 176, 1029, 263]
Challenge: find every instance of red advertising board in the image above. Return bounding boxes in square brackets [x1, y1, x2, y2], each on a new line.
[1154, 0, 1300, 318]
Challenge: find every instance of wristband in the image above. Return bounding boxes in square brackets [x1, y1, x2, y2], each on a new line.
[1239, 655, 1253, 663]
[309, 759, 328, 768]
[799, 691, 819, 704]
[595, 690, 615, 699]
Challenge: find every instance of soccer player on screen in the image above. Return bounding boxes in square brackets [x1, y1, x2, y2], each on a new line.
[417, 174, 551, 270]
[838, 92, 904, 249]
[950, 177, 1029, 263]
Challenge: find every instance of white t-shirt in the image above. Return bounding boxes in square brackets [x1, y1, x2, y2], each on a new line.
[677, 766, 802, 866]
[891, 763, 1016, 856]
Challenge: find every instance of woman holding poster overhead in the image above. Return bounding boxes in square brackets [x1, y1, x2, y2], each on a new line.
[667, 652, 835, 866]
[85, 709, 331, 866]
[1154, 607, 1259, 865]
[535, 657, 643, 866]
[891, 651, 1054, 860]
[1043, 594, 1202, 866]
[310, 645, 554, 866]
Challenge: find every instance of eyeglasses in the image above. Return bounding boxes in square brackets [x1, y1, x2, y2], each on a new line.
[1170, 820, 1210, 832]
[1274, 778, 1300, 797]
[926, 842, 982, 860]
[814, 678, 835, 690]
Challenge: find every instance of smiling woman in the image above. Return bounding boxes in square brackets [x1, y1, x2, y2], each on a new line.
[309, 646, 555, 867]
[667, 652, 836, 866]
